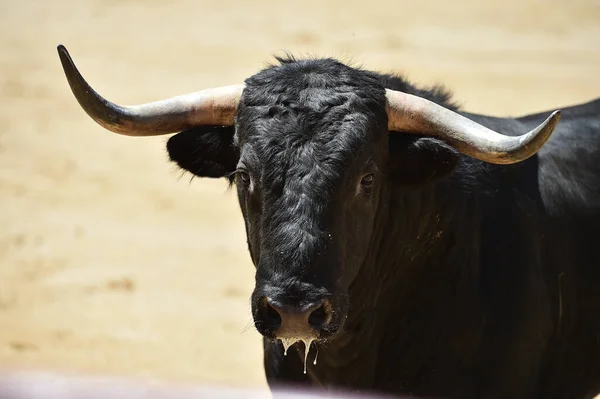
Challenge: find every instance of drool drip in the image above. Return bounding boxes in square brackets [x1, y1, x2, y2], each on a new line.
[278, 338, 316, 374]
[280, 338, 296, 356]
[302, 339, 314, 374]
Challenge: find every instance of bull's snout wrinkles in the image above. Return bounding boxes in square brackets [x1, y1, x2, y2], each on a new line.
[257, 297, 332, 339]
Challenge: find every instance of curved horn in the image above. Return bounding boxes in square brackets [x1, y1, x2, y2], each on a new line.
[57, 45, 244, 137]
[385, 89, 561, 164]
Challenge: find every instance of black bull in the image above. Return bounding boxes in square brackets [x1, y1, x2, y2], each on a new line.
[58, 47, 600, 399]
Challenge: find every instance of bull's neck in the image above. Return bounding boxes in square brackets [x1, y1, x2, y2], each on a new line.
[315, 173, 488, 385]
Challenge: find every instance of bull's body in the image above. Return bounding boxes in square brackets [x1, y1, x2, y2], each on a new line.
[57, 47, 600, 399]
[262, 82, 600, 398]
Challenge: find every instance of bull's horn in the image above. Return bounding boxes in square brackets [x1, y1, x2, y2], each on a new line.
[385, 89, 561, 164]
[57, 45, 244, 136]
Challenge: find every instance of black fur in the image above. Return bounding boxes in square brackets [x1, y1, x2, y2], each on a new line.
[167, 56, 600, 399]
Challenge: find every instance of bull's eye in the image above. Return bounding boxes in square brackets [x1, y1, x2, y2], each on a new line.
[237, 170, 251, 188]
[360, 173, 375, 188]
[358, 173, 375, 196]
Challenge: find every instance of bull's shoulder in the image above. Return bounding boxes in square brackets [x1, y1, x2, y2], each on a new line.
[533, 99, 600, 219]
[457, 99, 600, 218]
[517, 97, 600, 124]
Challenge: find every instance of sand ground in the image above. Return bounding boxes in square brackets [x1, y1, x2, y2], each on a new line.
[1, 0, 599, 390]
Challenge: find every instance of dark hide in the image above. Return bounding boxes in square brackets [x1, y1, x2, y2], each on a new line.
[167, 56, 600, 399]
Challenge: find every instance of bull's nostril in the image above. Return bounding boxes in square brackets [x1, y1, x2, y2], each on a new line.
[308, 302, 330, 330]
[260, 298, 282, 331]
[266, 302, 281, 324]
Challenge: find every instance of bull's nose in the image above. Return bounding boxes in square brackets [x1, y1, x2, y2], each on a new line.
[258, 297, 332, 338]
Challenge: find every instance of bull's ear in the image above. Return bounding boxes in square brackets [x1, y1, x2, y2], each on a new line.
[388, 135, 460, 185]
[167, 126, 238, 178]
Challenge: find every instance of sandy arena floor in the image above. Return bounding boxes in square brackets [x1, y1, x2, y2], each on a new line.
[1, 0, 599, 390]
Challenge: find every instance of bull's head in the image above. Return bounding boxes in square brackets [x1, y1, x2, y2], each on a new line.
[57, 45, 560, 346]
